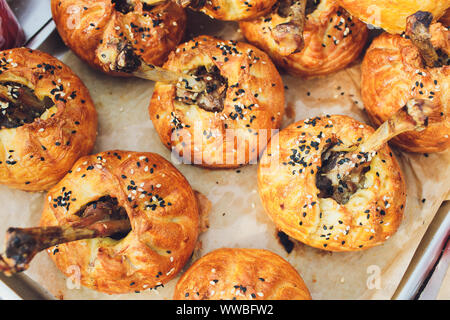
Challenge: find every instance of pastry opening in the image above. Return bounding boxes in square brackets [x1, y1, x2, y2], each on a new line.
[272, 0, 309, 55]
[278, 0, 320, 17]
[406, 11, 449, 68]
[175, 65, 228, 113]
[0, 81, 55, 129]
[75, 196, 131, 241]
[98, 39, 207, 92]
[99, 39, 142, 73]
[316, 143, 370, 205]
[112, 0, 134, 14]
[436, 49, 450, 66]
[306, 0, 321, 15]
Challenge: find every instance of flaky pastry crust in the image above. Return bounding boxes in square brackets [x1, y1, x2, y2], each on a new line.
[51, 0, 186, 74]
[240, 0, 368, 78]
[197, 0, 277, 21]
[149, 35, 285, 168]
[338, 0, 449, 34]
[258, 115, 406, 252]
[40, 150, 199, 294]
[361, 24, 449, 153]
[173, 248, 311, 300]
[0, 48, 97, 191]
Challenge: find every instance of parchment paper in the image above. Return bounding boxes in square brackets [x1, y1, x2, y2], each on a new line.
[0, 12, 449, 300]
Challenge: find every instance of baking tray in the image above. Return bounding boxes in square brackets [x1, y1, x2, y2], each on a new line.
[1, 0, 449, 300]
[6, 0, 52, 45]
[394, 201, 450, 299]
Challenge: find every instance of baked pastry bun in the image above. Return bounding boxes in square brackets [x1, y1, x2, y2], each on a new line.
[240, 0, 368, 78]
[51, 0, 186, 75]
[42, 150, 200, 293]
[173, 248, 311, 300]
[0, 48, 97, 191]
[362, 14, 449, 153]
[149, 35, 285, 168]
[0, 151, 200, 293]
[258, 114, 410, 251]
[186, 0, 277, 21]
[338, 0, 449, 34]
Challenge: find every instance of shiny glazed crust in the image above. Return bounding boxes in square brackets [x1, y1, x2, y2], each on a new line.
[51, 0, 186, 74]
[149, 35, 285, 168]
[0, 48, 97, 191]
[361, 24, 450, 153]
[258, 115, 406, 252]
[173, 248, 311, 300]
[240, 0, 368, 78]
[40, 150, 199, 294]
[338, 0, 450, 34]
[199, 0, 277, 21]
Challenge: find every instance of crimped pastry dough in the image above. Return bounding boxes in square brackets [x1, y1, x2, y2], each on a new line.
[173, 248, 311, 300]
[149, 35, 285, 168]
[240, 0, 368, 78]
[40, 150, 199, 294]
[51, 0, 186, 74]
[197, 0, 277, 21]
[338, 0, 450, 34]
[258, 115, 406, 252]
[0, 48, 97, 191]
[361, 24, 449, 153]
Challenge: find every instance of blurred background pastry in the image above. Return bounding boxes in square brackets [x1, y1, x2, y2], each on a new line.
[338, 0, 449, 34]
[51, 0, 187, 75]
[362, 12, 449, 153]
[174, 248, 311, 300]
[240, 0, 368, 78]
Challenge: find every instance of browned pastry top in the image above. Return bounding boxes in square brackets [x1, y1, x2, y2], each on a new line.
[338, 0, 449, 34]
[173, 248, 312, 300]
[240, 0, 368, 78]
[198, 0, 277, 21]
[0, 48, 97, 191]
[258, 115, 406, 251]
[361, 23, 449, 153]
[149, 35, 285, 168]
[40, 150, 199, 294]
[51, 0, 186, 74]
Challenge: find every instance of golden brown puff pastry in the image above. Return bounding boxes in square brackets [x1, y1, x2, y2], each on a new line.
[173, 248, 311, 300]
[149, 35, 285, 168]
[40, 150, 199, 294]
[0, 48, 97, 192]
[258, 115, 406, 252]
[338, 0, 449, 34]
[193, 0, 277, 21]
[51, 0, 186, 75]
[240, 0, 368, 78]
[361, 23, 449, 153]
